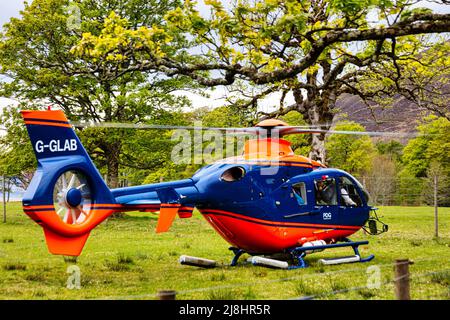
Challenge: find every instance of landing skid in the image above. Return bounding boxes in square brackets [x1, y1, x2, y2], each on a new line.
[229, 247, 246, 267]
[229, 239, 374, 269]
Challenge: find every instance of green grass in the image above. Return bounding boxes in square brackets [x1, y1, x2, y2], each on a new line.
[0, 202, 449, 300]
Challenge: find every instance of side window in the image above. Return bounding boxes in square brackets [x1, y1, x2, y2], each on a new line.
[292, 182, 307, 206]
[314, 178, 337, 206]
[339, 177, 363, 207]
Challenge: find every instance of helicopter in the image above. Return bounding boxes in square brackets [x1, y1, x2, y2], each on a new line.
[20, 109, 388, 269]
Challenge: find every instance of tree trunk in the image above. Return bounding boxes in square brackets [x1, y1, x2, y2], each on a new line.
[104, 141, 121, 189]
[104, 140, 124, 218]
[106, 154, 119, 189]
[297, 102, 334, 164]
[310, 132, 328, 163]
[6, 179, 11, 202]
[2, 175, 6, 223]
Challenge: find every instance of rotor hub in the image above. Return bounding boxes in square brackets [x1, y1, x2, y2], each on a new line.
[255, 119, 289, 128]
[65, 188, 83, 208]
[53, 170, 92, 225]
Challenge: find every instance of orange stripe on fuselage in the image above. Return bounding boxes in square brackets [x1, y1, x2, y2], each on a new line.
[202, 211, 357, 253]
[219, 160, 312, 168]
[23, 205, 55, 209]
[24, 204, 120, 210]
[202, 209, 360, 230]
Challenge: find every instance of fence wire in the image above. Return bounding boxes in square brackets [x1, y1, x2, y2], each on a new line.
[91, 257, 449, 300]
[356, 175, 449, 207]
[291, 268, 450, 300]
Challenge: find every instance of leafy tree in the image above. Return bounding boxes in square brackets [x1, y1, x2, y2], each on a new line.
[356, 39, 450, 120]
[0, 0, 194, 188]
[363, 154, 398, 206]
[376, 140, 404, 162]
[396, 116, 449, 206]
[425, 161, 449, 206]
[395, 169, 425, 206]
[401, 116, 450, 178]
[279, 111, 310, 156]
[70, 0, 450, 162]
[119, 108, 191, 185]
[124, 105, 257, 184]
[325, 122, 376, 175]
[0, 105, 37, 189]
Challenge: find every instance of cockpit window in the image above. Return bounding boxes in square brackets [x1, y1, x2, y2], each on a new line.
[353, 178, 370, 204]
[339, 177, 363, 207]
[221, 166, 246, 182]
[315, 178, 337, 206]
[292, 182, 307, 206]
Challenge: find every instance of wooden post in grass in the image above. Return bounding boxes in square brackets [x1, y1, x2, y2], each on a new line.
[433, 174, 438, 239]
[2, 175, 6, 223]
[394, 259, 413, 300]
[157, 290, 176, 300]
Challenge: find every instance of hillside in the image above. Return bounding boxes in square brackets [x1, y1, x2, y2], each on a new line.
[336, 94, 447, 134]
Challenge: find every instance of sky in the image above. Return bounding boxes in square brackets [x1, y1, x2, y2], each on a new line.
[0, 0, 449, 116]
[0, 1, 25, 30]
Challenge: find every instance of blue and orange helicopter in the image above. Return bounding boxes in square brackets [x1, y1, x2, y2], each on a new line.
[20, 109, 388, 269]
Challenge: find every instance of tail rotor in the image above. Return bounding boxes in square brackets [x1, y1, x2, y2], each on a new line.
[53, 170, 92, 225]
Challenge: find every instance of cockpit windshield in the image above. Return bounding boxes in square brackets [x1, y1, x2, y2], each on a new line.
[350, 175, 370, 204]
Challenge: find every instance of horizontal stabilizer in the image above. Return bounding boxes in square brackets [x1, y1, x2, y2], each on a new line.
[156, 204, 180, 233]
[155, 187, 182, 233]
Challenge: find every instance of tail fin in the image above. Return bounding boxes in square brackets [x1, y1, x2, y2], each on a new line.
[22, 110, 89, 160]
[21, 110, 115, 256]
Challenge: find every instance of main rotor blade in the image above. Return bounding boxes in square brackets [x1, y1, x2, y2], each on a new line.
[72, 121, 258, 133]
[278, 127, 421, 138]
[71, 122, 420, 138]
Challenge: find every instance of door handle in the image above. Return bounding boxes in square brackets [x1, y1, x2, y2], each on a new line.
[284, 210, 320, 218]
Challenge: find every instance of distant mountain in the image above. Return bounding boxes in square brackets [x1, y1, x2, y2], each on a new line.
[335, 93, 446, 134]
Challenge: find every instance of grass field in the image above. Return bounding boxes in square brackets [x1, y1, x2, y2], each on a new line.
[0, 202, 448, 300]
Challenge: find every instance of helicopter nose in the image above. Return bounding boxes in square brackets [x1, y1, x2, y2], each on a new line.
[220, 166, 246, 182]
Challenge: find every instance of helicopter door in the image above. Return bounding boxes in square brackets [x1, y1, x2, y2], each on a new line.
[313, 177, 339, 225]
[291, 182, 307, 206]
[337, 176, 365, 225]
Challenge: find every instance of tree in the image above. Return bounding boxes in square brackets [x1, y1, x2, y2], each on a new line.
[356, 39, 450, 120]
[363, 139, 404, 205]
[376, 140, 404, 162]
[125, 105, 256, 185]
[0, 0, 194, 188]
[400, 116, 450, 205]
[0, 105, 37, 190]
[119, 108, 191, 185]
[70, 0, 450, 162]
[279, 111, 311, 156]
[364, 154, 398, 205]
[187, 104, 257, 168]
[425, 161, 448, 206]
[325, 122, 376, 175]
[401, 116, 449, 178]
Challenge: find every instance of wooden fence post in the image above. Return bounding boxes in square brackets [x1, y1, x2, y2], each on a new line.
[157, 290, 176, 300]
[394, 259, 413, 300]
